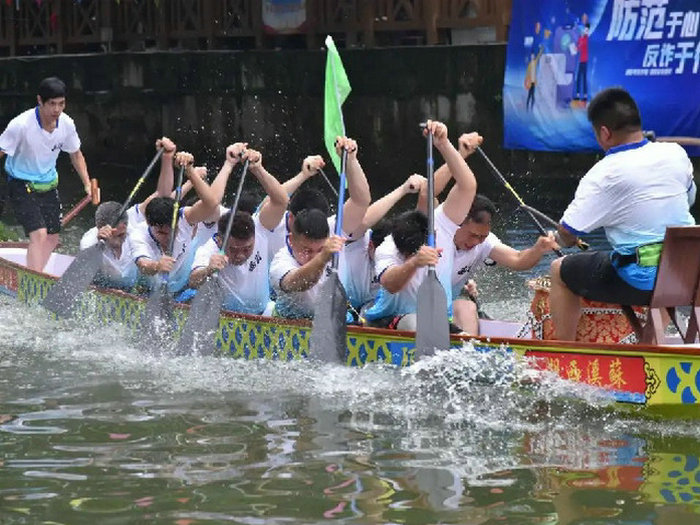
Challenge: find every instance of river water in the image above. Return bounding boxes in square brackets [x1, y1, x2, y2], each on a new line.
[2, 155, 700, 523]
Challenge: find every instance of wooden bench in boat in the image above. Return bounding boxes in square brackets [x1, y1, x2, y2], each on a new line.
[623, 226, 700, 345]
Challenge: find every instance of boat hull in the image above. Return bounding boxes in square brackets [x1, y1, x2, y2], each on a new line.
[1, 244, 699, 409]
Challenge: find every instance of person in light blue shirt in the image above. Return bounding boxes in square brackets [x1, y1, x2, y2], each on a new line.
[551, 87, 696, 341]
[0, 77, 92, 272]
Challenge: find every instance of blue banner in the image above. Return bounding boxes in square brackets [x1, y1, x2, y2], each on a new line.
[504, 0, 700, 152]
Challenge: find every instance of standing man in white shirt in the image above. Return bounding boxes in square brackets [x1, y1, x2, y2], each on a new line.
[551, 87, 696, 341]
[0, 77, 92, 271]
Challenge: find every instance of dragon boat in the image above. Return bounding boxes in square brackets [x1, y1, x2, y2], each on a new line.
[1, 242, 699, 411]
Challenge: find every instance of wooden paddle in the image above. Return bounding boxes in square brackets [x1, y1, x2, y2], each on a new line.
[310, 149, 349, 363]
[61, 179, 100, 227]
[476, 146, 570, 256]
[415, 126, 451, 360]
[174, 159, 250, 356]
[43, 148, 164, 317]
[141, 164, 185, 344]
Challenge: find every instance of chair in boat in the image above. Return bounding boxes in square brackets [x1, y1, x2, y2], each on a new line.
[622, 226, 700, 345]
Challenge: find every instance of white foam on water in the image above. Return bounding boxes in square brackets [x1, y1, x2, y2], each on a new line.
[0, 299, 691, 443]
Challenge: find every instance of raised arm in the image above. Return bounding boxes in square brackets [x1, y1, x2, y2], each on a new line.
[416, 131, 482, 214]
[174, 152, 219, 226]
[258, 155, 325, 210]
[351, 174, 425, 238]
[432, 124, 479, 225]
[335, 137, 371, 236]
[155, 136, 176, 197]
[135, 137, 176, 217]
[247, 149, 289, 231]
[210, 143, 246, 206]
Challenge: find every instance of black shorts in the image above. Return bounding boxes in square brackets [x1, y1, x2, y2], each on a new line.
[7, 177, 62, 236]
[560, 251, 652, 306]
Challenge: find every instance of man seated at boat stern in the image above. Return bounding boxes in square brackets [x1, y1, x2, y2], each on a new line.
[549, 87, 696, 341]
[78, 201, 137, 291]
[188, 148, 288, 315]
[130, 152, 220, 296]
[362, 120, 477, 331]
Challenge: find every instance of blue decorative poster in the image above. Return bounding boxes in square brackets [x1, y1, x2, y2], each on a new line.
[504, 0, 700, 152]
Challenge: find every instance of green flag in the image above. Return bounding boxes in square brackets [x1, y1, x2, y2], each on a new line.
[324, 35, 351, 175]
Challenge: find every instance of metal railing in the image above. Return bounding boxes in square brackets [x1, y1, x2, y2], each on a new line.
[0, 0, 511, 56]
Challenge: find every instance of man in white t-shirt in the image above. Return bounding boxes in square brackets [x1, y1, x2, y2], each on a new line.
[362, 120, 477, 331]
[266, 137, 371, 255]
[79, 201, 138, 291]
[447, 194, 557, 334]
[343, 173, 426, 316]
[269, 208, 347, 319]
[0, 77, 92, 272]
[414, 133, 558, 334]
[188, 148, 288, 315]
[130, 151, 223, 295]
[551, 87, 696, 341]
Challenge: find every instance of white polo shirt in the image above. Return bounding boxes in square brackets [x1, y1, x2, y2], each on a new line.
[451, 232, 501, 297]
[191, 214, 273, 315]
[267, 211, 346, 256]
[79, 227, 138, 290]
[0, 107, 81, 183]
[192, 204, 229, 249]
[125, 204, 146, 232]
[130, 210, 196, 293]
[561, 139, 695, 289]
[363, 205, 459, 320]
[269, 240, 347, 319]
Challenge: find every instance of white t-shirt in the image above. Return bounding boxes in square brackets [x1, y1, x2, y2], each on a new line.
[125, 204, 146, 232]
[191, 215, 273, 315]
[0, 107, 81, 183]
[267, 211, 345, 256]
[364, 205, 459, 320]
[269, 241, 347, 319]
[451, 232, 501, 297]
[79, 227, 138, 290]
[344, 230, 378, 309]
[561, 139, 695, 289]
[130, 210, 196, 293]
[192, 204, 229, 249]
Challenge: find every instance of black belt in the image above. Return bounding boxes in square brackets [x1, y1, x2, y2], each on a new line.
[611, 252, 637, 267]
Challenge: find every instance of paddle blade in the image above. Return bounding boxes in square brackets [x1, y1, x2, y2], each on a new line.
[175, 277, 224, 356]
[140, 283, 176, 350]
[415, 270, 451, 360]
[310, 272, 348, 363]
[42, 244, 104, 317]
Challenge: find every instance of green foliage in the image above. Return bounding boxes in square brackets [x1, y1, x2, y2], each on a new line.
[0, 221, 21, 242]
